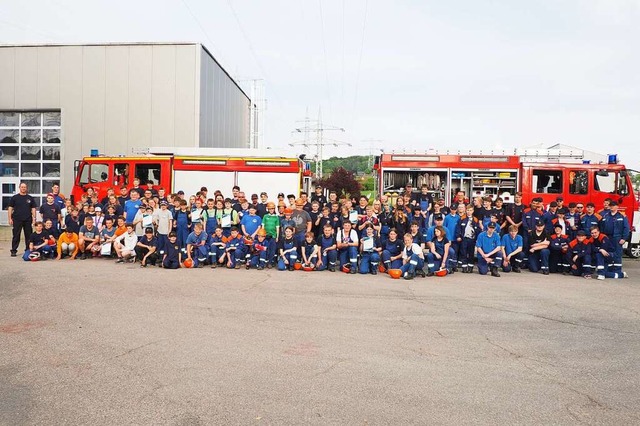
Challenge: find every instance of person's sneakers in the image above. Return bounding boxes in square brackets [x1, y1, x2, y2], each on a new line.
[115, 258, 124, 264]
[622, 271, 629, 278]
[416, 269, 426, 278]
[10, 251, 17, 257]
[140, 263, 147, 268]
[596, 275, 605, 280]
[403, 272, 414, 280]
[288, 265, 294, 271]
[490, 267, 501, 277]
[328, 266, 335, 272]
[350, 267, 356, 274]
[371, 268, 377, 275]
[583, 274, 591, 279]
[80, 252, 86, 260]
[257, 265, 264, 271]
[245, 263, 250, 270]
[542, 269, 549, 275]
[235, 263, 241, 269]
[512, 266, 521, 273]
[427, 271, 434, 277]
[211, 263, 217, 269]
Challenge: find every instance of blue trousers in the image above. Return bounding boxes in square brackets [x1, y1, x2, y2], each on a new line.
[249, 249, 269, 268]
[595, 251, 618, 277]
[426, 252, 456, 272]
[226, 247, 246, 268]
[381, 250, 402, 270]
[277, 250, 298, 270]
[317, 249, 337, 271]
[528, 249, 550, 272]
[477, 252, 503, 275]
[502, 252, 524, 272]
[359, 252, 380, 274]
[157, 234, 168, 255]
[570, 254, 593, 276]
[208, 245, 225, 264]
[189, 244, 209, 266]
[400, 254, 424, 277]
[459, 238, 476, 269]
[338, 246, 358, 270]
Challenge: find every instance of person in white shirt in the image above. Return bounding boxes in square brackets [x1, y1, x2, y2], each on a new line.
[114, 223, 138, 263]
[153, 200, 173, 255]
[400, 233, 426, 280]
[336, 221, 359, 273]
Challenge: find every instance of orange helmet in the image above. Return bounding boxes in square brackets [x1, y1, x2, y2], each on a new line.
[266, 201, 276, 209]
[284, 207, 293, 214]
[388, 269, 402, 279]
[378, 264, 387, 274]
[183, 258, 194, 268]
[256, 228, 267, 237]
[302, 265, 314, 272]
[435, 269, 448, 277]
[293, 262, 302, 270]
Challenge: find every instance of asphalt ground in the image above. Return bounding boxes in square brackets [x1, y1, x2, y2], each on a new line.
[1, 235, 639, 425]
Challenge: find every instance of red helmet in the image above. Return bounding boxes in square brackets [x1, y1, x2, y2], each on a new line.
[435, 269, 448, 277]
[388, 269, 402, 279]
[183, 258, 194, 268]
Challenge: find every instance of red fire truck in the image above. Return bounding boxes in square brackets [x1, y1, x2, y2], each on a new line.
[71, 147, 312, 202]
[376, 149, 639, 257]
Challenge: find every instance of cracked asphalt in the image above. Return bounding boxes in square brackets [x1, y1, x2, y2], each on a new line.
[1, 239, 639, 425]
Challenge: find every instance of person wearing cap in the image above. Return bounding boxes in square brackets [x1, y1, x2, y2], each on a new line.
[501, 225, 524, 273]
[136, 227, 158, 267]
[39, 193, 62, 231]
[568, 230, 594, 278]
[475, 221, 502, 277]
[580, 203, 601, 233]
[589, 226, 627, 279]
[93, 206, 105, 231]
[291, 198, 312, 246]
[528, 220, 550, 274]
[549, 223, 571, 274]
[598, 201, 630, 270]
[310, 185, 327, 208]
[56, 228, 79, 260]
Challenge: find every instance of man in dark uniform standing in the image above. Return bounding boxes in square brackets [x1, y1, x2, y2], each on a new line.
[8, 182, 37, 257]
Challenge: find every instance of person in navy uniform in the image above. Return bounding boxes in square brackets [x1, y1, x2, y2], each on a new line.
[381, 228, 403, 271]
[208, 227, 227, 268]
[456, 205, 480, 273]
[548, 223, 571, 274]
[568, 230, 593, 278]
[162, 232, 182, 269]
[528, 220, 551, 274]
[336, 221, 359, 274]
[136, 227, 158, 267]
[8, 182, 37, 257]
[316, 224, 338, 272]
[22, 221, 50, 261]
[580, 203, 601, 233]
[248, 229, 270, 270]
[426, 226, 453, 275]
[590, 226, 628, 280]
[598, 201, 630, 272]
[359, 224, 381, 274]
[224, 227, 246, 269]
[400, 233, 426, 280]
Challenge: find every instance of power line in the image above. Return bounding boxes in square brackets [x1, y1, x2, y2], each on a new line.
[179, 0, 225, 64]
[350, 0, 369, 132]
[318, 0, 333, 124]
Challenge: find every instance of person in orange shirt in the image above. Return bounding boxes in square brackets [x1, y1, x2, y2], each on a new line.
[56, 229, 79, 260]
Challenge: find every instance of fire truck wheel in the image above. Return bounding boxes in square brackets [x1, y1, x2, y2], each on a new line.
[627, 243, 640, 259]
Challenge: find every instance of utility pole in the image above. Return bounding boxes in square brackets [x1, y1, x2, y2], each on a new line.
[239, 78, 265, 148]
[362, 139, 383, 171]
[290, 109, 350, 179]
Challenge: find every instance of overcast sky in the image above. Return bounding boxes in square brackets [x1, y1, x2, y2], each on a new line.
[1, 0, 639, 168]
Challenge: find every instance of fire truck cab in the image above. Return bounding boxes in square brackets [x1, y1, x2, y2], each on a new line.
[72, 147, 312, 203]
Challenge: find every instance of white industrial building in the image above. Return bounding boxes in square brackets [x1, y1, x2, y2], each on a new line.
[0, 42, 251, 211]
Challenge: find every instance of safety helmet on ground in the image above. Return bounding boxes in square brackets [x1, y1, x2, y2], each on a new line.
[183, 258, 194, 268]
[28, 252, 41, 261]
[388, 269, 402, 279]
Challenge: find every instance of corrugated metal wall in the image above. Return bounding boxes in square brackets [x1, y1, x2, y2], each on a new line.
[0, 43, 250, 193]
[199, 47, 251, 149]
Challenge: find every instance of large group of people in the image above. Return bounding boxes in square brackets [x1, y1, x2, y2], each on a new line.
[8, 180, 631, 281]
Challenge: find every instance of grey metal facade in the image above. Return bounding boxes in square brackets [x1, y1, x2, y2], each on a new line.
[0, 42, 251, 195]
